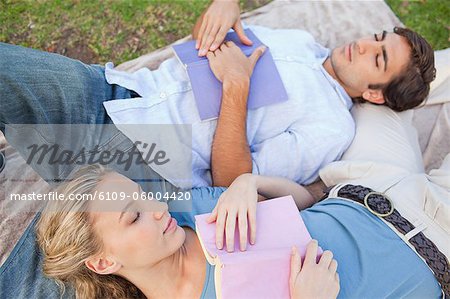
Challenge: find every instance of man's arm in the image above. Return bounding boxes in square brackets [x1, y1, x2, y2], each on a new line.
[211, 78, 252, 187]
[206, 42, 265, 187]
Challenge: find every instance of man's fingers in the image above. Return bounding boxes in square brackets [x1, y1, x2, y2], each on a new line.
[225, 210, 237, 252]
[318, 250, 334, 268]
[207, 49, 217, 58]
[200, 24, 220, 56]
[248, 46, 266, 70]
[210, 27, 228, 51]
[219, 42, 228, 51]
[304, 239, 319, 265]
[196, 16, 209, 50]
[215, 209, 226, 249]
[233, 20, 253, 46]
[198, 22, 213, 56]
[238, 209, 248, 251]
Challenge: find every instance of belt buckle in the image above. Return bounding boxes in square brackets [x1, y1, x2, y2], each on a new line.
[363, 191, 394, 217]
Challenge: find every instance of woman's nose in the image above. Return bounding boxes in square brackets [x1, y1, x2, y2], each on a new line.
[153, 201, 169, 219]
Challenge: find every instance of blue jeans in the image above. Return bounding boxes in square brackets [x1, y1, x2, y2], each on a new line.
[0, 42, 177, 194]
[0, 43, 181, 298]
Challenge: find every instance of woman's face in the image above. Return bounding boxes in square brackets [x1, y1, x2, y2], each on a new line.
[89, 172, 186, 273]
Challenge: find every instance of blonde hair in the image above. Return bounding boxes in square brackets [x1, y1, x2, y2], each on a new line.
[36, 165, 145, 299]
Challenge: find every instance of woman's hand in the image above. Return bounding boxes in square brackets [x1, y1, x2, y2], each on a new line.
[195, 0, 252, 56]
[207, 173, 258, 252]
[290, 241, 340, 299]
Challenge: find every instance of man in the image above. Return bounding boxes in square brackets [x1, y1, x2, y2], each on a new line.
[101, 1, 435, 187]
[0, 0, 435, 191]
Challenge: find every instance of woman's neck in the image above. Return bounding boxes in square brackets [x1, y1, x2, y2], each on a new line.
[122, 227, 206, 299]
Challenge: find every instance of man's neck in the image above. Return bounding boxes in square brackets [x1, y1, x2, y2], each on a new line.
[121, 228, 206, 298]
[322, 56, 337, 81]
[322, 56, 359, 98]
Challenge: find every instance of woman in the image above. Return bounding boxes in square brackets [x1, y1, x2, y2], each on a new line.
[37, 165, 339, 299]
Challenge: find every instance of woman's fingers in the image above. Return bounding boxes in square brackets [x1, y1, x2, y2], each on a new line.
[207, 205, 218, 223]
[304, 240, 319, 265]
[238, 209, 248, 251]
[225, 209, 237, 252]
[289, 246, 301, 296]
[329, 259, 338, 273]
[319, 250, 334, 268]
[248, 204, 257, 245]
[215, 208, 226, 249]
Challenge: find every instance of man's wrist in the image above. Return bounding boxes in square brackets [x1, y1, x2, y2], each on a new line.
[223, 76, 250, 90]
[222, 77, 250, 107]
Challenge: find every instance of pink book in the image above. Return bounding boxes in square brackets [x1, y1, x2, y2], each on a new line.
[194, 196, 321, 299]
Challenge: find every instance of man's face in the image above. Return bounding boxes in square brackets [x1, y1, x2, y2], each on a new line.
[327, 31, 411, 103]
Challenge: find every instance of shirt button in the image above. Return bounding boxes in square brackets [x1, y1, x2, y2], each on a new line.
[159, 92, 167, 99]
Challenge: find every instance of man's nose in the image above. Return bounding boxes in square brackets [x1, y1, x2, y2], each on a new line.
[356, 39, 377, 55]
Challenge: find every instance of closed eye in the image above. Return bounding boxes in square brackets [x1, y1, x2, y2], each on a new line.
[132, 211, 141, 224]
[374, 32, 387, 71]
[374, 33, 380, 68]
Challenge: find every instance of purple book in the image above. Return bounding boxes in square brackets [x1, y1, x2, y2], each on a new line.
[172, 29, 288, 120]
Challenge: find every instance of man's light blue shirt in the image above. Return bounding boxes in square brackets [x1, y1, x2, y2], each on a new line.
[103, 25, 355, 187]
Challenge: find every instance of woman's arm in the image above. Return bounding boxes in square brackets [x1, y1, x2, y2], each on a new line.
[290, 241, 340, 299]
[251, 174, 316, 210]
[208, 173, 317, 251]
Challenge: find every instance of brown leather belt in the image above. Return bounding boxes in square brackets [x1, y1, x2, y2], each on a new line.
[325, 184, 449, 297]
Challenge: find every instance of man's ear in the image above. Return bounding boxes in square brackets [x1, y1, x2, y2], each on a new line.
[85, 254, 121, 275]
[362, 89, 385, 104]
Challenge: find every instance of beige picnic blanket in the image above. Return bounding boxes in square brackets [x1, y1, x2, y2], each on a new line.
[1, 0, 449, 266]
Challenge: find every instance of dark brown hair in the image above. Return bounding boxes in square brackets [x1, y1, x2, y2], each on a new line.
[357, 27, 436, 112]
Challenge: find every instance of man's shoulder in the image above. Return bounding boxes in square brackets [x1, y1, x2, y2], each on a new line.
[247, 25, 315, 40]
[247, 25, 321, 53]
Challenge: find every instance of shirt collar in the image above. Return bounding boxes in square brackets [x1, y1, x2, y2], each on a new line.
[318, 48, 353, 110]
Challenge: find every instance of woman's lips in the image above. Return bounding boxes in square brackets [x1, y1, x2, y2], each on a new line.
[164, 217, 177, 234]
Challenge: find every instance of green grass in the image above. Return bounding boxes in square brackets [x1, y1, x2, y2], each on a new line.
[1, 0, 210, 63]
[1, 0, 448, 64]
[385, 0, 450, 50]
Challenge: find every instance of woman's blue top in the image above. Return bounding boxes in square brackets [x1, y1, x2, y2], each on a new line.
[172, 187, 441, 299]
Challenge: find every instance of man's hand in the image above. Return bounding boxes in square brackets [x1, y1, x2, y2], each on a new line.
[195, 0, 253, 56]
[290, 241, 340, 299]
[206, 41, 266, 84]
[207, 173, 259, 252]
